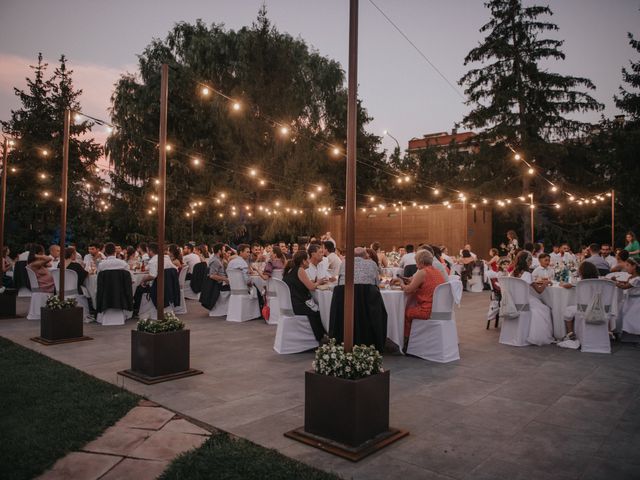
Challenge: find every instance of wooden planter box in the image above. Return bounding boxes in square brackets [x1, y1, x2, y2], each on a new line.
[40, 306, 84, 341]
[131, 329, 190, 378]
[304, 369, 390, 447]
[0, 288, 17, 318]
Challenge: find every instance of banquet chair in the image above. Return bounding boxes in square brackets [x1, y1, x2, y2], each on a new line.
[620, 286, 640, 337]
[265, 278, 281, 325]
[468, 264, 484, 293]
[574, 279, 617, 354]
[226, 269, 260, 322]
[271, 269, 284, 280]
[25, 266, 50, 320]
[139, 269, 179, 320]
[209, 290, 230, 317]
[406, 282, 460, 363]
[95, 269, 134, 326]
[174, 267, 188, 315]
[51, 268, 90, 321]
[497, 277, 532, 347]
[403, 264, 418, 277]
[271, 278, 318, 354]
[449, 276, 463, 306]
[13, 260, 31, 297]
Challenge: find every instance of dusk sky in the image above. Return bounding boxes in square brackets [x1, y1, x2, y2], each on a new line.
[1, 0, 638, 152]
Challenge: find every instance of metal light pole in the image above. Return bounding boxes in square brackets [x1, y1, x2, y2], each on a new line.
[343, 0, 359, 353]
[156, 64, 169, 320]
[529, 193, 534, 244]
[59, 109, 71, 301]
[399, 201, 404, 244]
[611, 190, 615, 248]
[0, 138, 10, 266]
[383, 130, 400, 151]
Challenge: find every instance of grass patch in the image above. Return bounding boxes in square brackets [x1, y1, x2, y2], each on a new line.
[0, 336, 139, 480]
[160, 431, 341, 480]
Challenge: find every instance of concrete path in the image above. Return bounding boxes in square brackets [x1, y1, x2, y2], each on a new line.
[36, 400, 210, 480]
[2, 292, 639, 480]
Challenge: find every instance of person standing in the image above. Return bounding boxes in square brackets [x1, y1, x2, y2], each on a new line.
[624, 231, 640, 260]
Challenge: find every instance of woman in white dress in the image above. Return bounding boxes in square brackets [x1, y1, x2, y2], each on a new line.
[617, 258, 640, 335]
[510, 251, 554, 345]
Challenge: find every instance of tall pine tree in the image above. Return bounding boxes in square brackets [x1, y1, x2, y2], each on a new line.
[615, 31, 640, 123]
[1, 54, 105, 249]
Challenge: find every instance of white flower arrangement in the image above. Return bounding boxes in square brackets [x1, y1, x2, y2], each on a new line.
[312, 338, 383, 380]
[45, 295, 78, 310]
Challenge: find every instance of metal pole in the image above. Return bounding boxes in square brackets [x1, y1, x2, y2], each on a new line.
[343, 0, 358, 353]
[530, 193, 534, 243]
[399, 201, 403, 244]
[157, 64, 168, 320]
[0, 138, 8, 266]
[59, 109, 70, 301]
[463, 200, 467, 245]
[611, 190, 615, 248]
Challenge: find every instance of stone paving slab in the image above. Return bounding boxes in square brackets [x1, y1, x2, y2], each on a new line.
[36, 452, 122, 480]
[128, 430, 209, 461]
[99, 458, 169, 480]
[115, 406, 175, 430]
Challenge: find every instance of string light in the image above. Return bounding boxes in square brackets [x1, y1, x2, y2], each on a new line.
[332, 147, 341, 156]
[316, 186, 323, 192]
[280, 126, 289, 136]
[41, 149, 49, 157]
[369, 196, 375, 202]
[527, 167, 535, 175]
[192, 157, 201, 166]
[550, 185, 558, 192]
[232, 102, 241, 111]
[259, 179, 266, 186]
[514, 154, 521, 161]
[201, 87, 210, 96]
[249, 169, 257, 177]
[433, 189, 440, 195]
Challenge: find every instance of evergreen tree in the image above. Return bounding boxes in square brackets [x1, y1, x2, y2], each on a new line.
[1, 54, 105, 249]
[106, 11, 386, 244]
[615, 32, 640, 123]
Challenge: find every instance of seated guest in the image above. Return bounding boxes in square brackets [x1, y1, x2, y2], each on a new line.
[64, 247, 87, 295]
[260, 246, 287, 279]
[370, 242, 389, 268]
[83, 242, 105, 272]
[98, 242, 129, 271]
[600, 243, 617, 270]
[337, 247, 379, 286]
[459, 244, 478, 261]
[196, 244, 209, 262]
[115, 244, 124, 260]
[227, 244, 251, 286]
[182, 243, 201, 274]
[283, 251, 327, 343]
[137, 242, 149, 266]
[168, 244, 183, 270]
[278, 241, 292, 259]
[365, 248, 381, 271]
[611, 249, 630, 273]
[27, 244, 55, 294]
[125, 246, 138, 269]
[133, 243, 176, 314]
[531, 253, 554, 284]
[396, 250, 445, 351]
[488, 248, 500, 272]
[440, 246, 455, 269]
[584, 243, 610, 276]
[291, 243, 299, 256]
[555, 243, 576, 265]
[324, 241, 342, 278]
[306, 243, 331, 283]
[208, 243, 229, 285]
[431, 245, 450, 274]
[398, 244, 416, 270]
[561, 261, 599, 340]
[419, 245, 449, 281]
[2, 246, 13, 287]
[458, 249, 475, 289]
[49, 245, 61, 269]
[510, 251, 554, 345]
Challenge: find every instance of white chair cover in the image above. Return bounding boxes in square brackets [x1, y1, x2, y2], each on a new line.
[606, 271, 630, 282]
[497, 277, 532, 346]
[406, 282, 460, 363]
[265, 278, 281, 325]
[448, 277, 463, 305]
[271, 269, 284, 280]
[271, 278, 318, 354]
[25, 267, 50, 320]
[51, 269, 90, 321]
[97, 309, 132, 326]
[174, 267, 188, 314]
[226, 269, 260, 322]
[469, 266, 484, 293]
[573, 279, 617, 353]
[620, 286, 640, 335]
[138, 296, 174, 320]
[209, 290, 230, 317]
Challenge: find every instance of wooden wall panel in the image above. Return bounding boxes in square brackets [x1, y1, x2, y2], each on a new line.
[322, 205, 493, 260]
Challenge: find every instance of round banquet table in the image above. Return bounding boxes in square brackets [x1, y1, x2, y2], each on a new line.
[313, 286, 407, 351]
[84, 271, 146, 307]
[540, 285, 576, 339]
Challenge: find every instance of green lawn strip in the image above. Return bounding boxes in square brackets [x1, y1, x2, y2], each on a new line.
[160, 432, 342, 480]
[0, 336, 139, 480]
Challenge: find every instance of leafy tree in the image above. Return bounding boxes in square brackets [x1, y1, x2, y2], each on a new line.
[106, 10, 386, 244]
[1, 54, 105, 250]
[615, 31, 640, 123]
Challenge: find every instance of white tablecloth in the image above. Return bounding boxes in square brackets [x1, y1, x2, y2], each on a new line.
[313, 286, 407, 350]
[541, 286, 576, 339]
[85, 271, 145, 306]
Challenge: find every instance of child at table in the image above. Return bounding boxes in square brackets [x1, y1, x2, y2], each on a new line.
[561, 261, 599, 341]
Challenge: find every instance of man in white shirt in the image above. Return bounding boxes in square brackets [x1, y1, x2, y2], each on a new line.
[324, 232, 337, 248]
[398, 244, 416, 269]
[226, 243, 251, 286]
[600, 243, 617, 270]
[324, 241, 342, 278]
[97, 242, 128, 272]
[49, 244, 60, 269]
[306, 243, 330, 282]
[554, 243, 576, 265]
[182, 243, 201, 274]
[83, 243, 106, 272]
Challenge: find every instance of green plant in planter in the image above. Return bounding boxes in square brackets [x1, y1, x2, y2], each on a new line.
[312, 339, 383, 380]
[136, 311, 185, 333]
[45, 295, 78, 310]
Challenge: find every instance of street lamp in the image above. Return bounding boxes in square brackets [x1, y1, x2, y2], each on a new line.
[382, 130, 400, 151]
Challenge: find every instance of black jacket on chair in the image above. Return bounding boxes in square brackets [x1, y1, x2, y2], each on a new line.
[13, 260, 29, 290]
[150, 268, 181, 308]
[199, 277, 230, 310]
[329, 284, 388, 353]
[96, 269, 134, 313]
[403, 264, 418, 277]
[189, 262, 208, 294]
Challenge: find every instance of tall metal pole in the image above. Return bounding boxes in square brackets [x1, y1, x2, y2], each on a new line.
[59, 109, 70, 301]
[530, 193, 534, 244]
[399, 201, 403, 244]
[611, 189, 615, 248]
[157, 64, 168, 320]
[0, 138, 9, 267]
[463, 199, 468, 245]
[343, 0, 358, 353]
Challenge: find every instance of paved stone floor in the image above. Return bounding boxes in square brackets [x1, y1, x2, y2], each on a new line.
[2, 292, 639, 480]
